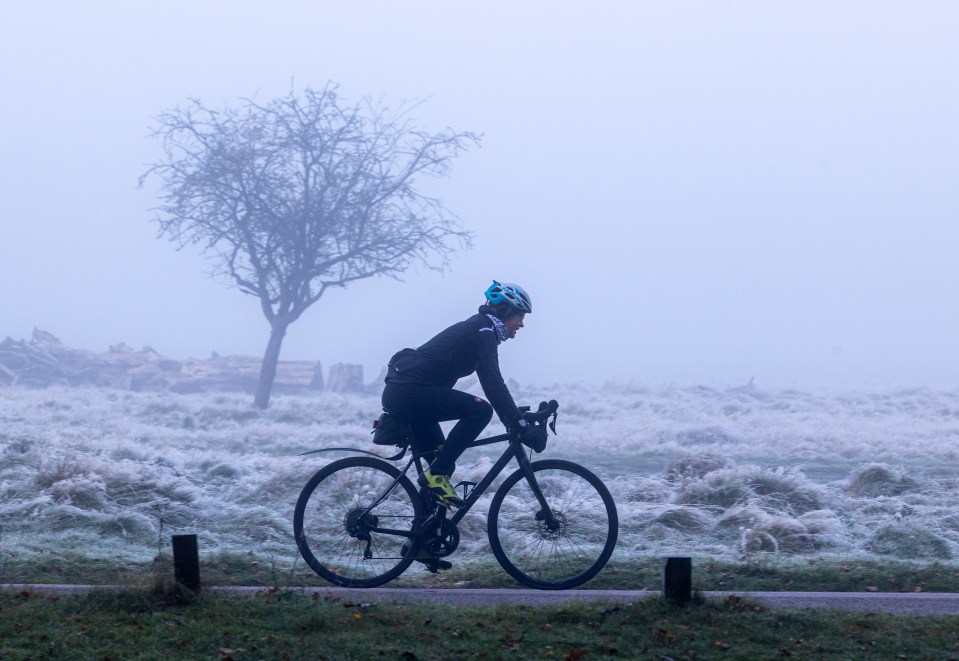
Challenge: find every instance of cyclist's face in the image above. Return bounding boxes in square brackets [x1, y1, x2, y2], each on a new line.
[503, 313, 525, 339]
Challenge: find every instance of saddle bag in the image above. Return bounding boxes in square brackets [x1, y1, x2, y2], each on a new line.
[371, 410, 412, 448]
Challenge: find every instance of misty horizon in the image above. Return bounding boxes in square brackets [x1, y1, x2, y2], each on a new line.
[3, 2, 958, 389]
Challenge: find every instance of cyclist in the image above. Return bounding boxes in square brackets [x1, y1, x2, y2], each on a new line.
[381, 280, 533, 508]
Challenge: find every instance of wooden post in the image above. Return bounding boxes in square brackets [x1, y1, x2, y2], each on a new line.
[663, 556, 691, 605]
[172, 534, 201, 591]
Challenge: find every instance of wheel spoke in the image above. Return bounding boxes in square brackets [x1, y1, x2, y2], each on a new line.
[294, 457, 423, 587]
[489, 460, 618, 589]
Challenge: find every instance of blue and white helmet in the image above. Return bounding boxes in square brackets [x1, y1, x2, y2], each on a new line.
[484, 280, 532, 314]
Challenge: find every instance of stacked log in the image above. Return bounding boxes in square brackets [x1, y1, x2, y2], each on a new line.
[326, 363, 364, 393]
[0, 329, 369, 394]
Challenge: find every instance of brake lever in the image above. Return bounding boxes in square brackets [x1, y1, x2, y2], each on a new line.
[526, 400, 559, 434]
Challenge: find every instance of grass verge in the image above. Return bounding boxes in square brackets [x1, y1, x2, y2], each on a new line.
[3, 584, 958, 660]
[3, 551, 959, 593]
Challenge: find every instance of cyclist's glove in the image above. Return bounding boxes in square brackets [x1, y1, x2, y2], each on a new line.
[516, 416, 548, 453]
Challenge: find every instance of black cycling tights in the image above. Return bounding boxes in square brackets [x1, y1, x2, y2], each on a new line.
[381, 383, 493, 476]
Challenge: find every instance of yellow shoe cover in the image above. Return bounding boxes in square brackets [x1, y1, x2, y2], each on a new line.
[421, 470, 466, 508]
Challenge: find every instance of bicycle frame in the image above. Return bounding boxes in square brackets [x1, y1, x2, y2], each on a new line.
[445, 433, 555, 528]
[353, 431, 556, 543]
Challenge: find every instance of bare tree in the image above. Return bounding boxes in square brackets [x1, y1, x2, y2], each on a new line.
[141, 83, 478, 408]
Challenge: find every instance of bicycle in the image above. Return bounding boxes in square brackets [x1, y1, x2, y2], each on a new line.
[293, 399, 618, 590]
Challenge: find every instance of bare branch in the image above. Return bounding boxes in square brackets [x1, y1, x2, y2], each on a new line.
[142, 83, 478, 407]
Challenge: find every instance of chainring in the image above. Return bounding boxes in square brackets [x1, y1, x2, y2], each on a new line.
[422, 518, 460, 557]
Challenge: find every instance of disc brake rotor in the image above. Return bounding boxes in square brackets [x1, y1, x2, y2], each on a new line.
[539, 511, 567, 540]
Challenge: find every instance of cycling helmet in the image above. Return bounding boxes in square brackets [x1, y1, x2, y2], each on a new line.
[484, 280, 532, 314]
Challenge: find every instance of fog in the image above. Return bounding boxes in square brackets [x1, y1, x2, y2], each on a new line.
[2, 2, 958, 388]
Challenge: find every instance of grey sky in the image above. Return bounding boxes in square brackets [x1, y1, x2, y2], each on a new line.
[2, 2, 957, 387]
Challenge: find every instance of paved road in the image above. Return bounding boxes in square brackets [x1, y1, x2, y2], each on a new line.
[233, 587, 959, 616]
[6, 585, 959, 616]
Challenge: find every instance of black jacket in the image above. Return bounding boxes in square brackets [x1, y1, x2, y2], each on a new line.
[385, 313, 522, 428]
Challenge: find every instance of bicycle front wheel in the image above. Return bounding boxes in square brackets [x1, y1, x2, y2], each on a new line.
[294, 456, 425, 588]
[488, 459, 618, 589]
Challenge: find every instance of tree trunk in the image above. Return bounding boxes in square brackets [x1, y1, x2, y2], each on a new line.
[254, 322, 288, 409]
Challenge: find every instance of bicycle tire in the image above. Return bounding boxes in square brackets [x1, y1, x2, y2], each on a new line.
[487, 459, 618, 589]
[294, 456, 425, 588]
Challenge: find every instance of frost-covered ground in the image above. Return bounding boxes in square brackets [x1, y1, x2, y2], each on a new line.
[3, 382, 959, 568]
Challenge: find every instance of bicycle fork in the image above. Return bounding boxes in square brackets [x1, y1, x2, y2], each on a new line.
[515, 447, 561, 530]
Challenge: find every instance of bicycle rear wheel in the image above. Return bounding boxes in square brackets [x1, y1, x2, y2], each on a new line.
[294, 456, 425, 587]
[488, 459, 618, 589]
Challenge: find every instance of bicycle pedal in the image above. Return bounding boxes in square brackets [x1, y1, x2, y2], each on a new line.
[453, 480, 477, 500]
